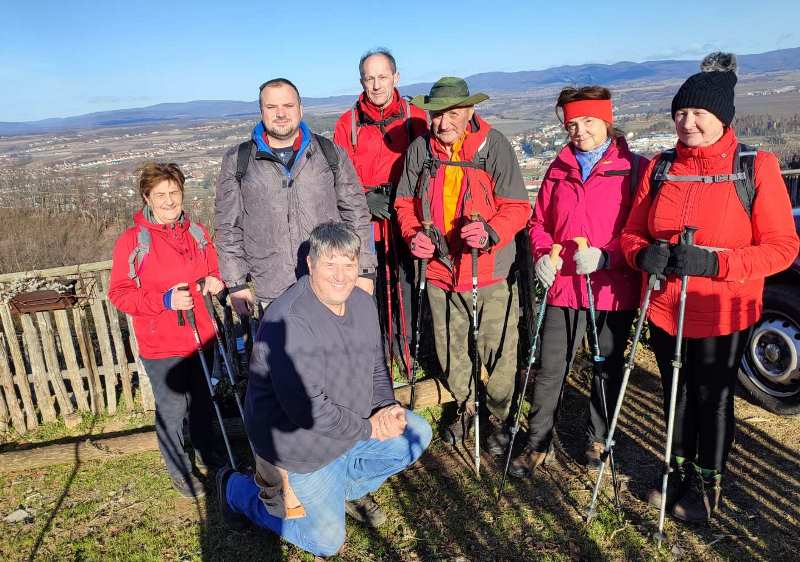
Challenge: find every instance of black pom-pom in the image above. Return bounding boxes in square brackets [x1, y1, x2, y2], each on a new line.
[700, 52, 737, 74]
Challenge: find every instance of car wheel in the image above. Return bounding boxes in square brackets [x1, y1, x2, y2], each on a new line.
[738, 284, 800, 416]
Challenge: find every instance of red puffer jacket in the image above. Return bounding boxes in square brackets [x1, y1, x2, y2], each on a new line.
[334, 90, 428, 242]
[621, 127, 799, 338]
[108, 210, 220, 359]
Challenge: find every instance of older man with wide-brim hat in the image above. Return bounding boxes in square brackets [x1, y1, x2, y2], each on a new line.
[395, 76, 531, 454]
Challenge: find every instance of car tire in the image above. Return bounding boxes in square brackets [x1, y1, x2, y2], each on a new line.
[738, 284, 800, 416]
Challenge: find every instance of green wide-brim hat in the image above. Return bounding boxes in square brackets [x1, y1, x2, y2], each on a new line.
[410, 76, 489, 111]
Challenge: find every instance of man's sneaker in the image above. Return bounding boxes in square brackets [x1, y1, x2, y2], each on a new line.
[345, 494, 387, 528]
[171, 472, 206, 499]
[485, 417, 511, 456]
[671, 467, 722, 523]
[508, 444, 550, 478]
[584, 441, 605, 470]
[646, 462, 687, 509]
[441, 410, 475, 445]
[215, 467, 248, 529]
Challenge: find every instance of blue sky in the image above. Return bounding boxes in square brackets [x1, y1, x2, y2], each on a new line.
[1, 0, 798, 122]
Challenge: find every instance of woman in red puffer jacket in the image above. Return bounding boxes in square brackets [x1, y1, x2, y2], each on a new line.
[621, 52, 799, 523]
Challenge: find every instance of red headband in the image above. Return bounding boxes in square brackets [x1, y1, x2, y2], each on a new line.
[562, 99, 613, 125]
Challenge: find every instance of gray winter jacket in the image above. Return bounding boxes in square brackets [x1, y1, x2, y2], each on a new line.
[215, 127, 377, 301]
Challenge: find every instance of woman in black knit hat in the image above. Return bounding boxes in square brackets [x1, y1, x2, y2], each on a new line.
[620, 53, 799, 523]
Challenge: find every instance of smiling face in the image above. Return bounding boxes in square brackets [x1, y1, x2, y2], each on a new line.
[307, 251, 358, 314]
[674, 107, 725, 147]
[360, 54, 399, 108]
[430, 106, 474, 148]
[260, 83, 303, 145]
[144, 179, 183, 224]
[565, 116, 609, 152]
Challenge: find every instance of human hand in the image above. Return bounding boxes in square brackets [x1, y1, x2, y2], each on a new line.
[369, 405, 407, 440]
[665, 244, 719, 277]
[534, 253, 563, 288]
[198, 276, 224, 296]
[365, 189, 391, 220]
[636, 243, 670, 276]
[355, 276, 374, 295]
[410, 231, 435, 259]
[230, 288, 254, 317]
[460, 220, 491, 249]
[166, 283, 193, 310]
[574, 246, 606, 275]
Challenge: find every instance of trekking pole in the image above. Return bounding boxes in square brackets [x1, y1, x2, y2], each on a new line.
[574, 236, 620, 509]
[409, 221, 432, 411]
[470, 213, 482, 479]
[382, 219, 396, 372]
[655, 226, 697, 546]
[388, 221, 414, 381]
[498, 243, 563, 501]
[185, 308, 237, 470]
[198, 282, 256, 461]
[586, 240, 667, 522]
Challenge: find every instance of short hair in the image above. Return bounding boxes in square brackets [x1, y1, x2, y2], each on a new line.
[308, 222, 361, 263]
[137, 162, 185, 204]
[358, 48, 397, 79]
[258, 78, 301, 103]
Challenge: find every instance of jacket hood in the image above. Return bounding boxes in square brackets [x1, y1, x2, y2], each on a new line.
[134, 208, 193, 235]
[675, 126, 737, 160]
[251, 120, 312, 160]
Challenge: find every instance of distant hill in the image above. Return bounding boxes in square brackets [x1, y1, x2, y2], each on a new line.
[2, 47, 798, 137]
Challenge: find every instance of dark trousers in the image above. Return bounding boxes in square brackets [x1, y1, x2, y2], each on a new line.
[141, 347, 219, 479]
[526, 306, 636, 452]
[649, 324, 750, 472]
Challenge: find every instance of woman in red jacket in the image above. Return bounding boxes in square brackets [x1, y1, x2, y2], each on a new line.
[108, 163, 225, 498]
[621, 53, 799, 522]
[510, 86, 646, 477]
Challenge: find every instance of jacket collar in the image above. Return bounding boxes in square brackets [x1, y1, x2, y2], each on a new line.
[675, 126, 738, 160]
[251, 120, 312, 162]
[548, 136, 632, 180]
[429, 113, 492, 161]
[357, 89, 404, 122]
[135, 208, 191, 234]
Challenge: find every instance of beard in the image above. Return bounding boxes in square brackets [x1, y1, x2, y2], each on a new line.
[265, 121, 299, 141]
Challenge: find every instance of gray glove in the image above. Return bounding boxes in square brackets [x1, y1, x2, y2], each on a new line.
[535, 254, 563, 288]
[574, 246, 607, 275]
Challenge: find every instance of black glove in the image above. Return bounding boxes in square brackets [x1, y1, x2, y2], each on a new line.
[365, 188, 391, 220]
[665, 244, 719, 277]
[636, 243, 670, 275]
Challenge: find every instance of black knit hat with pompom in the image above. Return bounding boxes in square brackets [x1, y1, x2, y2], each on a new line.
[671, 52, 738, 125]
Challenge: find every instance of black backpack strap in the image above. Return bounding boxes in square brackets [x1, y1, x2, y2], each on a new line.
[313, 134, 340, 175]
[734, 143, 757, 217]
[630, 155, 641, 198]
[235, 140, 254, 184]
[649, 149, 677, 200]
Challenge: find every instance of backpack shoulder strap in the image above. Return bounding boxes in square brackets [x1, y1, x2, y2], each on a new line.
[630, 155, 641, 198]
[127, 226, 152, 288]
[734, 143, 757, 217]
[187, 223, 208, 250]
[649, 149, 677, 200]
[235, 140, 254, 184]
[313, 133, 340, 175]
[405, 99, 413, 144]
[350, 104, 358, 148]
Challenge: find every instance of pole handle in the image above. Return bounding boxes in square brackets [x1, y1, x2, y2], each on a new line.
[549, 244, 563, 268]
[470, 212, 481, 222]
[421, 220, 432, 235]
[573, 236, 589, 251]
[682, 225, 699, 246]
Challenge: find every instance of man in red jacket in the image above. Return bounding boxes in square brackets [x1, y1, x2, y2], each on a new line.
[333, 49, 427, 373]
[394, 77, 531, 451]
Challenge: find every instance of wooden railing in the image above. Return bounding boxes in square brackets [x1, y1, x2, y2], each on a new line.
[0, 261, 155, 437]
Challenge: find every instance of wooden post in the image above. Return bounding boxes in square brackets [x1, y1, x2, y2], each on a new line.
[126, 314, 154, 411]
[0, 334, 26, 435]
[53, 310, 90, 411]
[73, 307, 104, 414]
[0, 304, 37, 430]
[20, 313, 57, 423]
[35, 312, 75, 416]
[99, 271, 134, 409]
[89, 289, 117, 415]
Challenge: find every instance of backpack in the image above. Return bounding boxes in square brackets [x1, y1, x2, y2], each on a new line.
[234, 133, 340, 185]
[349, 98, 414, 148]
[649, 142, 757, 216]
[601, 154, 642, 197]
[127, 223, 208, 287]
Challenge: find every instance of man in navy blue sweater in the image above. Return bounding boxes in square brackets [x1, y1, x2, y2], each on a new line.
[217, 221, 431, 558]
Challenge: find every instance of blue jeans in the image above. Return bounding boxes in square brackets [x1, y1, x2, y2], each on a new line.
[225, 411, 432, 557]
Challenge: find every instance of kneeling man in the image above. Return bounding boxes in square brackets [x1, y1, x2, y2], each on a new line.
[217, 221, 432, 558]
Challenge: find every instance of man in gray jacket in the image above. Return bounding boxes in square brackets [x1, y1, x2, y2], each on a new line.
[215, 78, 377, 316]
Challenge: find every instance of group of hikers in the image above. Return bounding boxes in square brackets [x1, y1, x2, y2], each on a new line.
[106, 48, 799, 558]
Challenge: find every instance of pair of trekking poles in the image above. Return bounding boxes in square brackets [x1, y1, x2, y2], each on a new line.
[498, 227, 697, 547]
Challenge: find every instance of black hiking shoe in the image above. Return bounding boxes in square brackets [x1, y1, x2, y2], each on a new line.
[584, 441, 605, 470]
[195, 451, 227, 476]
[508, 444, 551, 478]
[646, 462, 688, 510]
[345, 494, 387, 528]
[485, 416, 511, 456]
[671, 467, 721, 523]
[216, 467, 248, 529]
[171, 472, 206, 499]
[441, 408, 475, 446]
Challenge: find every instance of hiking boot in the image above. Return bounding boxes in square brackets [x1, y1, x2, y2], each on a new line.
[216, 467, 248, 529]
[584, 441, 605, 470]
[171, 472, 206, 499]
[485, 417, 511, 456]
[345, 494, 387, 528]
[646, 462, 688, 510]
[441, 407, 476, 445]
[508, 444, 550, 478]
[195, 451, 227, 476]
[671, 467, 722, 523]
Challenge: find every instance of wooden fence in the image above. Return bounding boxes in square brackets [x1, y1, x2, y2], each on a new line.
[0, 261, 155, 437]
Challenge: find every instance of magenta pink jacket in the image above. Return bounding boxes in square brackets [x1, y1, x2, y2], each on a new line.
[529, 137, 647, 311]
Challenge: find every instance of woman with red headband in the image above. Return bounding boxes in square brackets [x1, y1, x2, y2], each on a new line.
[509, 86, 647, 477]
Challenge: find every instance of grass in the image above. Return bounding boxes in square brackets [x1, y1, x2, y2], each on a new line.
[1, 348, 798, 561]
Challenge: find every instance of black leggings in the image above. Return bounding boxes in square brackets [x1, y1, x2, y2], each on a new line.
[649, 324, 751, 472]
